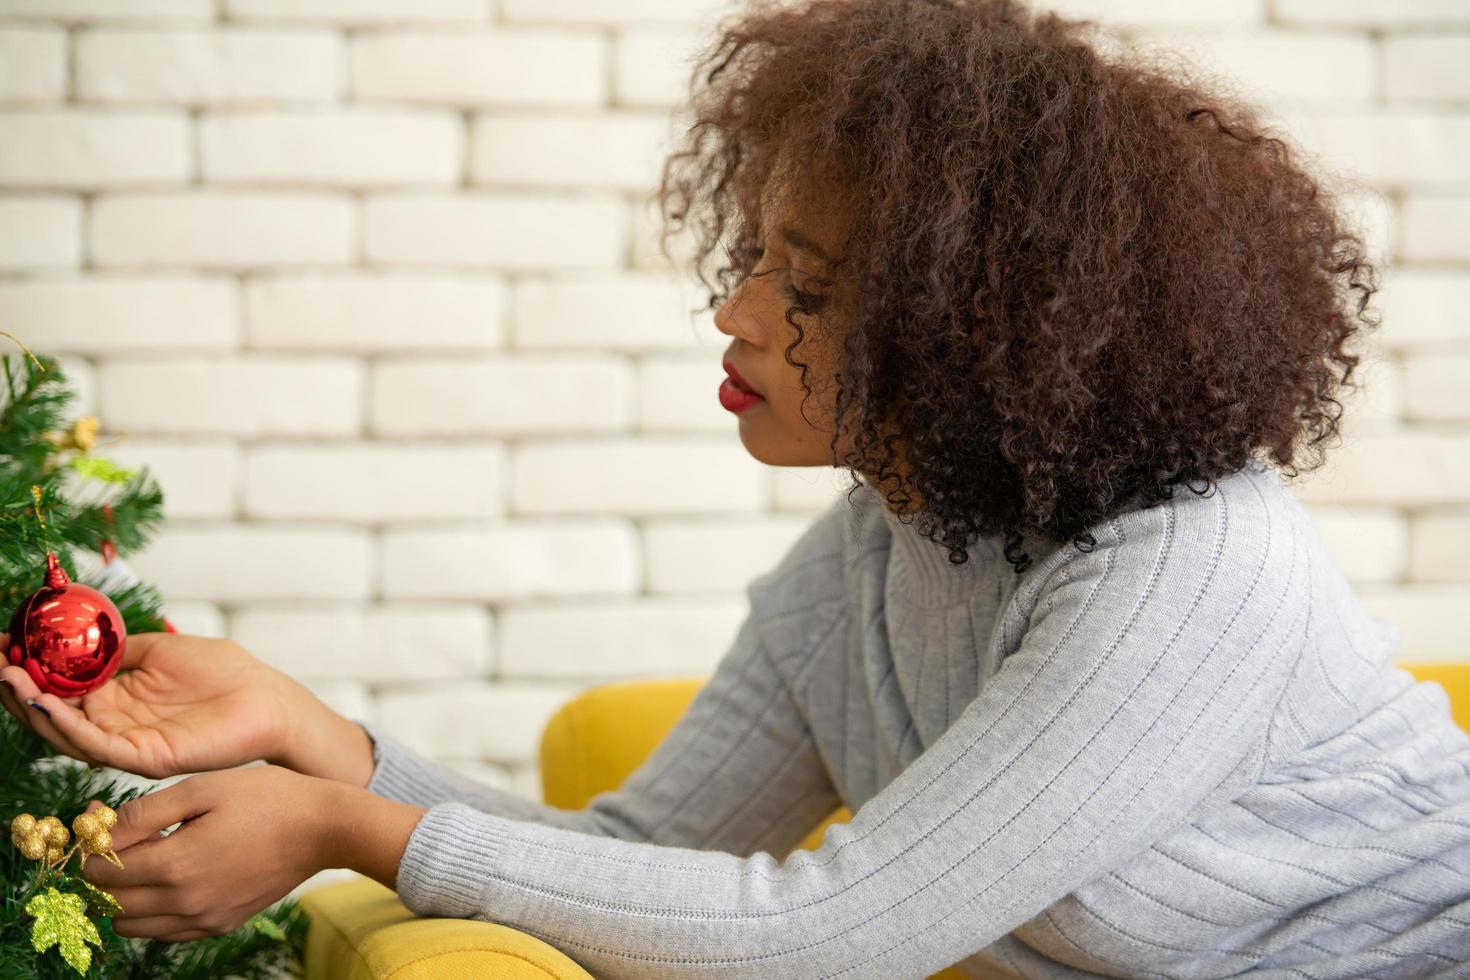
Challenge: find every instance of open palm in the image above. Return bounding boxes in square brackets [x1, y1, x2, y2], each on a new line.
[0, 631, 299, 779]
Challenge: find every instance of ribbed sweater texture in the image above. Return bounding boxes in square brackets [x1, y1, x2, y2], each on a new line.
[354, 460, 1470, 979]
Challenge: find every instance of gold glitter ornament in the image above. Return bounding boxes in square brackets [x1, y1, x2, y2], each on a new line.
[9, 806, 125, 872]
[38, 816, 69, 851]
[18, 833, 46, 861]
[11, 812, 38, 842]
[71, 812, 100, 839]
[71, 818, 122, 871]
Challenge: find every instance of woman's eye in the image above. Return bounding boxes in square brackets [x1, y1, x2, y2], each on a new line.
[781, 280, 827, 313]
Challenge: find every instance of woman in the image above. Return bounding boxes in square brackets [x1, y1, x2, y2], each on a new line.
[5, 0, 1469, 975]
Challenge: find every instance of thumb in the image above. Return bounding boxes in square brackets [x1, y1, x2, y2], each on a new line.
[85, 800, 164, 843]
[106, 780, 207, 851]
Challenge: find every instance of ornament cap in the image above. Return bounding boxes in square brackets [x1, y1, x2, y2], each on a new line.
[43, 552, 69, 590]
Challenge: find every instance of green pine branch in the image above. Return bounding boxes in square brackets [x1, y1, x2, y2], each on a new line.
[0, 351, 307, 978]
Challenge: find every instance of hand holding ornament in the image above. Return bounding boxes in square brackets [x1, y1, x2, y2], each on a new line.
[0, 629, 322, 780]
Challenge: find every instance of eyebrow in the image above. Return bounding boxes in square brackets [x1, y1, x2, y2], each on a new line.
[778, 224, 837, 266]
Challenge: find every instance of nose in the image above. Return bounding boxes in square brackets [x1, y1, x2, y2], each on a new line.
[713, 278, 763, 345]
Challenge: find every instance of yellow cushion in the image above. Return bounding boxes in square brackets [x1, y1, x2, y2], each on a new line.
[304, 662, 1470, 979]
[300, 875, 594, 980]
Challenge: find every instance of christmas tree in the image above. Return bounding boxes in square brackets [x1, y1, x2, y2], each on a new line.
[0, 347, 308, 979]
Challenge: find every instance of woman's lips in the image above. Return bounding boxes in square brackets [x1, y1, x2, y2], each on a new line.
[719, 377, 765, 413]
[723, 360, 760, 394]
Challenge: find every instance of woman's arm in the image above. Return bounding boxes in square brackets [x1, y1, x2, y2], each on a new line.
[372, 473, 1311, 978]
[294, 497, 851, 861]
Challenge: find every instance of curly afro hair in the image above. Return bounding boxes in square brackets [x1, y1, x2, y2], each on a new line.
[655, 0, 1382, 574]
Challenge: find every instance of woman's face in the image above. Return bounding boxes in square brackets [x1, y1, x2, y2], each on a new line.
[713, 187, 853, 468]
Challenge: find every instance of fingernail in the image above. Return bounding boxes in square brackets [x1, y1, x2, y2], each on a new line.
[26, 699, 50, 718]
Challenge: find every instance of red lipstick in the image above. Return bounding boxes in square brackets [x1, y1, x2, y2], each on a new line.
[720, 359, 765, 413]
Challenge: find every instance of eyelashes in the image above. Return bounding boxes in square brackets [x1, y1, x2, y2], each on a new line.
[736, 245, 829, 315]
[781, 279, 827, 314]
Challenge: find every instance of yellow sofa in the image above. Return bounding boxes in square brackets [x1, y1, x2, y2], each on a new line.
[300, 661, 1470, 979]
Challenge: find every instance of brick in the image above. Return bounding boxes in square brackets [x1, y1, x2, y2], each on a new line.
[232, 604, 492, 681]
[92, 191, 356, 268]
[1286, 431, 1470, 506]
[506, 764, 542, 801]
[471, 111, 675, 191]
[1402, 354, 1470, 422]
[1399, 194, 1470, 263]
[224, 0, 485, 23]
[364, 193, 623, 270]
[153, 600, 224, 637]
[0, 28, 66, 101]
[200, 110, 461, 186]
[351, 30, 604, 107]
[0, 195, 80, 269]
[298, 680, 374, 726]
[381, 521, 639, 599]
[1048, 0, 1264, 26]
[1383, 37, 1470, 103]
[1358, 585, 1470, 663]
[0, 110, 189, 188]
[1273, 0, 1470, 27]
[1299, 504, 1407, 584]
[76, 29, 341, 104]
[499, 0, 741, 26]
[613, 27, 703, 107]
[1274, 109, 1470, 187]
[1372, 271, 1470, 350]
[1334, 346, 1401, 436]
[54, 355, 96, 417]
[512, 272, 717, 350]
[1409, 513, 1470, 583]
[376, 681, 584, 760]
[371, 357, 634, 436]
[243, 442, 505, 521]
[643, 514, 814, 594]
[1340, 187, 1395, 267]
[630, 193, 699, 270]
[1129, 30, 1371, 104]
[638, 354, 737, 431]
[0, 276, 235, 351]
[92, 439, 240, 519]
[771, 466, 855, 511]
[0, 0, 211, 21]
[496, 598, 746, 679]
[126, 525, 374, 601]
[511, 438, 767, 515]
[245, 274, 506, 351]
[98, 357, 362, 436]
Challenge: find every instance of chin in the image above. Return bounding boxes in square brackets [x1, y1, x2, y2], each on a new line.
[736, 426, 830, 468]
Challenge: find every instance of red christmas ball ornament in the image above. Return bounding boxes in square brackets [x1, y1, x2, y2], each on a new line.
[6, 552, 127, 698]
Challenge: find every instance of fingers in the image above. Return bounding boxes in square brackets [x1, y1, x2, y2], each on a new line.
[82, 833, 173, 887]
[120, 631, 170, 672]
[109, 913, 210, 942]
[0, 669, 37, 734]
[106, 778, 208, 853]
[38, 690, 139, 772]
[0, 668, 102, 766]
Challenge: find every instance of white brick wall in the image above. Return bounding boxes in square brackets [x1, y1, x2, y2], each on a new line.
[1, 1, 1465, 830]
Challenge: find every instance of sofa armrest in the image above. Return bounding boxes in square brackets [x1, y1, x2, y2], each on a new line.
[300, 875, 594, 980]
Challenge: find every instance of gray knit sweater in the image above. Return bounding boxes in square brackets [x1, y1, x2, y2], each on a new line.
[354, 459, 1470, 979]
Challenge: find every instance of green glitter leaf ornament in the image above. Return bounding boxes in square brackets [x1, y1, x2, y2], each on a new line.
[27, 886, 104, 975]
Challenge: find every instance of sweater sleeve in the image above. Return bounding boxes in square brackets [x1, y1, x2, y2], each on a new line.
[386, 475, 1311, 979]
[350, 603, 843, 857]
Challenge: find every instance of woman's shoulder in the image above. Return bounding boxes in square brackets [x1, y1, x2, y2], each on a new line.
[1009, 459, 1311, 622]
